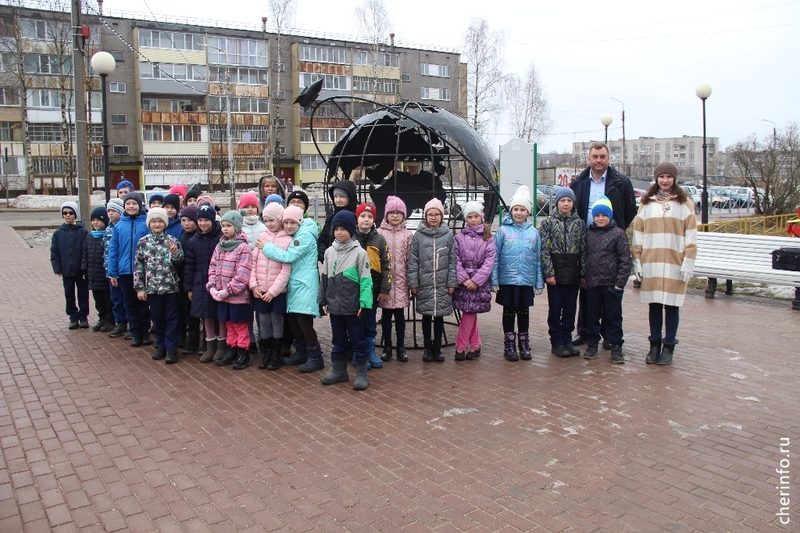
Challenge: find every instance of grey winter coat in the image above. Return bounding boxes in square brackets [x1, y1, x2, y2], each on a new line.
[407, 222, 457, 316]
[584, 222, 632, 289]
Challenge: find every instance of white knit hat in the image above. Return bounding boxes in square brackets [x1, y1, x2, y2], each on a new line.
[461, 200, 484, 218]
[509, 185, 532, 214]
[146, 207, 168, 227]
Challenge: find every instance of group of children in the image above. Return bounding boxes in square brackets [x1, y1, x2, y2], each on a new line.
[51, 176, 634, 394]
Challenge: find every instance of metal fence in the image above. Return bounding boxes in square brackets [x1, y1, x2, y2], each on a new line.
[697, 214, 795, 236]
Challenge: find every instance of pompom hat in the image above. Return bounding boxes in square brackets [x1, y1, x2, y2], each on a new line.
[461, 200, 484, 218]
[383, 195, 407, 220]
[591, 195, 614, 219]
[509, 185, 533, 214]
[424, 198, 445, 218]
[238, 191, 260, 210]
[220, 210, 243, 234]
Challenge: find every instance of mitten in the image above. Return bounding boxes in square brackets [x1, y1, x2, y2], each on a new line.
[208, 287, 218, 299]
[216, 289, 229, 301]
[534, 288, 543, 296]
[681, 271, 692, 283]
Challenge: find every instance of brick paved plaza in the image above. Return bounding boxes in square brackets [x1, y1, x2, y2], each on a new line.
[0, 224, 797, 532]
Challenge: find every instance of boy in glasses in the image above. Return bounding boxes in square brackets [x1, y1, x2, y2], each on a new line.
[51, 201, 90, 329]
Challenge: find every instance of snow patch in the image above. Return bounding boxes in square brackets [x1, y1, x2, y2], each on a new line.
[530, 408, 549, 416]
[730, 373, 747, 379]
[489, 419, 503, 426]
[443, 407, 478, 418]
[736, 396, 761, 402]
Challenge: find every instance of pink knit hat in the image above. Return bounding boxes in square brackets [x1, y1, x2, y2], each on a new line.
[262, 202, 284, 222]
[424, 198, 445, 218]
[384, 195, 407, 220]
[169, 184, 188, 198]
[196, 194, 215, 208]
[283, 205, 304, 225]
[238, 191, 260, 210]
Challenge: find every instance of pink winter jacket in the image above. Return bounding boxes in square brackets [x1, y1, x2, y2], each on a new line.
[206, 232, 252, 305]
[249, 229, 292, 298]
[377, 219, 413, 309]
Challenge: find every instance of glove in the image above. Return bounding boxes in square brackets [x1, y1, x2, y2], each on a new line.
[534, 288, 543, 296]
[634, 271, 643, 283]
[208, 287, 218, 300]
[614, 287, 625, 296]
[681, 271, 692, 283]
[491, 286, 498, 293]
[216, 289, 229, 302]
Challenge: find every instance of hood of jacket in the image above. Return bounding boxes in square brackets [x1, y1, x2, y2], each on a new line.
[379, 219, 407, 233]
[327, 180, 358, 213]
[257, 176, 286, 206]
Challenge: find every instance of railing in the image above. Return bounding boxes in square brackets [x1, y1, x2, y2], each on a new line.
[697, 214, 795, 236]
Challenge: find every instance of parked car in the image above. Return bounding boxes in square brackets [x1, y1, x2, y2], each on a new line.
[634, 188, 647, 207]
[708, 188, 734, 210]
[681, 186, 702, 214]
[536, 184, 557, 215]
[727, 187, 756, 208]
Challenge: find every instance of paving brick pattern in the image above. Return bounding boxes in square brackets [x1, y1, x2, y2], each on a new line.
[0, 225, 797, 532]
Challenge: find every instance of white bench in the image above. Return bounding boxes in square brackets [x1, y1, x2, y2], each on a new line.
[694, 232, 800, 310]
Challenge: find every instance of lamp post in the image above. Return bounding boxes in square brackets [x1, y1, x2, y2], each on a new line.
[610, 97, 626, 175]
[600, 114, 613, 145]
[90, 51, 116, 204]
[760, 118, 777, 144]
[695, 83, 712, 225]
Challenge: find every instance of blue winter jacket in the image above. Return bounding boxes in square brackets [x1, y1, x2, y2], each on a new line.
[166, 217, 183, 240]
[262, 217, 320, 317]
[107, 212, 148, 278]
[491, 213, 544, 289]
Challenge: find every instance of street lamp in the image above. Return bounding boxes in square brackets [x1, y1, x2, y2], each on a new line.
[600, 114, 613, 144]
[760, 118, 777, 144]
[90, 51, 116, 204]
[695, 83, 712, 225]
[610, 97, 626, 175]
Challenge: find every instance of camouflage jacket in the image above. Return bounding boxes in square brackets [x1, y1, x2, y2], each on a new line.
[133, 233, 184, 294]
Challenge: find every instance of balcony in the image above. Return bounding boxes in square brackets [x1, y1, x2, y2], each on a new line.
[141, 111, 208, 125]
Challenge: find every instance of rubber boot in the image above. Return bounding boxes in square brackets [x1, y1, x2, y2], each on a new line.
[320, 358, 349, 385]
[213, 338, 228, 362]
[177, 331, 186, 349]
[366, 337, 383, 369]
[352, 363, 369, 391]
[503, 332, 518, 361]
[199, 338, 217, 363]
[422, 340, 434, 362]
[258, 338, 272, 370]
[283, 342, 308, 365]
[165, 349, 178, 364]
[182, 332, 199, 354]
[299, 344, 325, 373]
[432, 340, 445, 362]
[233, 347, 251, 370]
[658, 341, 676, 365]
[518, 332, 532, 360]
[215, 344, 237, 366]
[396, 342, 408, 362]
[268, 338, 284, 371]
[646, 337, 662, 364]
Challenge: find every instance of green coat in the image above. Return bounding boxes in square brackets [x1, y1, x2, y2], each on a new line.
[261, 218, 320, 317]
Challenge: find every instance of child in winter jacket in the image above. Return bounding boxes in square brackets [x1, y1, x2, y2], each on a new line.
[250, 202, 291, 371]
[583, 196, 632, 364]
[239, 191, 267, 353]
[453, 201, 495, 361]
[539, 187, 587, 358]
[51, 201, 89, 329]
[104, 199, 127, 337]
[134, 208, 184, 364]
[491, 185, 544, 361]
[183, 205, 224, 363]
[318, 180, 357, 262]
[408, 198, 457, 362]
[162, 194, 184, 240]
[354, 202, 391, 370]
[377, 195, 413, 362]
[82, 207, 114, 332]
[319, 211, 373, 390]
[208, 210, 253, 370]
[177, 206, 200, 355]
[108, 192, 151, 346]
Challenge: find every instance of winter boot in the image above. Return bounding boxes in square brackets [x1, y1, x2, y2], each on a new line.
[422, 340, 435, 362]
[396, 342, 408, 362]
[380, 339, 393, 362]
[249, 341, 258, 354]
[100, 321, 115, 333]
[215, 344, 237, 366]
[165, 349, 178, 364]
[268, 339, 285, 371]
[551, 345, 571, 357]
[182, 332, 199, 354]
[564, 343, 581, 356]
[140, 336, 153, 346]
[233, 347, 251, 370]
[299, 344, 325, 373]
[283, 342, 308, 365]
[366, 337, 383, 369]
[503, 332, 518, 361]
[610, 344, 625, 364]
[320, 358, 349, 385]
[177, 331, 186, 349]
[658, 341, 676, 365]
[646, 337, 662, 364]
[465, 346, 481, 360]
[199, 338, 217, 363]
[432, 340, 445, 362]
[583, 344, 598, 359]
[91, 320, 105, 332]
[199, 337, 207, 354]
[213, 338, 228, 361]
[280, 337, 292, 358]
[258, 338, 272, 370]
[130, 336, 142, 347]
[518, 332, 532, 360]
[353, 363, 369, 391]
[151, 347, 167, 360]
[455, 348, 466, 361]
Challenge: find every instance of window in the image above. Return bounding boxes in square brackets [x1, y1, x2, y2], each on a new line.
[207, 37, 268, 67]
[352, 76, 399, 94]
[301, 154, 326, 170]
[0, 87, 19, 106]
[272, 90, 285, 99]
[140, 62, 205, 81]
[308, 102, 350, 118]
[143, 124, 202, 142]
[352, 50, 398, 68]
[300, 128, 346, 143]
[171, 100, 191, 112]
[299, 45, 350, 65]
[109, 82, 126, 93]
[110, 51, 124, 62]
[29, 123, 102, 142]
[0, 121, 20, 141]
[299, 73, 350, 91]
[141, 99, 158, 111]
[210, 125, 270, 143]
[21, 19, 68, 40]
[113, 145, 129, 155]
[209, 66, 268, 85]
[139, 30, 205, 51]
[208, 96, 269, 113]
[28, 89, 61, 108]
[271, 62, 285, 72]
[420, 87, 450, 101]
[110, 114, 127, 124]
[23, 54, 72, 75]
[420, 63, 450, 78]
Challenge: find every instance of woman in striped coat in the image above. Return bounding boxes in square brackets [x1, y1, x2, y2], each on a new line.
[631, 162, 697, 366]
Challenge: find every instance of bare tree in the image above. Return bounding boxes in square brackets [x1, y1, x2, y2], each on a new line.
[355, 0, 392, 102]
[268, 0, 295, 176]
[505, 61, 551, 144]
[731, 123, 800, 216]
[463, 18, 506, 138]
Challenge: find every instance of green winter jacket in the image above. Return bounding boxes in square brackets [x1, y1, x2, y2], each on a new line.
[133, 232, 184, 294]
[318, 238, 373, 316]
[539, 211, 587, 285]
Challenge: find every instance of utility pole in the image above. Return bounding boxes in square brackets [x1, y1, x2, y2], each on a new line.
[612, 97, 626, 175]
[71, 0, 90, 222]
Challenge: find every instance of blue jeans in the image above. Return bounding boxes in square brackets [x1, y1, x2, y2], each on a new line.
[330, 314, 369, 364]
[586, 286, 623, 345]
[546, 283, 580, 346]
[148, 293, 179, 350]
[62, 275, 89, 321]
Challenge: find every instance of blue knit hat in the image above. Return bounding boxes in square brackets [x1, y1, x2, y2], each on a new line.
[197, 204, 216, 222]
[591, 195, 613, 219]
[106, 198, 124, 215]
[264, 193, 285, 206]
[554, 187, 575, 204]
[90, 206, 109, 226]
[331, 210, 356, 238]
[148, 192, 165, 206]
[116, 180, 134, 191]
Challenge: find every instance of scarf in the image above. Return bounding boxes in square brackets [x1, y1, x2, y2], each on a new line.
[243, 215, 260, 225]
[656, 189, 675, 202]
[91, 230, 104, 239]
[219, 236, 244, 252]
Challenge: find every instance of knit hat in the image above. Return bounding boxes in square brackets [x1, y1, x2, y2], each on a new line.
[107, 198, 124, 215]
[332, 186, 349, 198]
[162, 194, 181, 212]
[90, 206, 109, 226]
[554, 187, 576, 204]
[283, 205, 304, 225]
[384, 195, 407, 220]
[220, 210, 243, 234]
[180, 205, 199, 224]
[591, 195, 614, 219]
[197, 204, 216, 222]
[196, 194, 216, 208]
[264, 193, 285, 206]
[424, 198, 445, 218]
[116, 180, 134, 191]
[60, 201, 78, 216]
[169, 184, 188, 198]
[654, 161, 678, 180]
[185, 186, 201, 203]
[356, 202, 378, 221]
[146, 207, 168, 227]
[461, 200, 484, 218]
[331, 210, 357, 238]
[509, 185, 533, 214]
[148, 192, 164, 206]
[286, 190, 309, 211]
[122, 192, 144, 213]
[262, 202, 285, 222]
[238, 191, 260, 210]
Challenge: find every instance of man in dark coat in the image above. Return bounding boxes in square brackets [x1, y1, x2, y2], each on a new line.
[570, 142, 636, 346]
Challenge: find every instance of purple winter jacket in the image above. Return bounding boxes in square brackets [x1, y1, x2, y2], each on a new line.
[453, 224, 496, 314]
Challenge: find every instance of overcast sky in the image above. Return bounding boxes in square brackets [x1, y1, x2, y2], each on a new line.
[105, 0, 799, 154]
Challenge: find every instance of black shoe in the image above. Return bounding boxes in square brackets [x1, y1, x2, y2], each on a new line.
[283, 343, 308, 365]
[79, 318, 89, 329]
[258, 339, 272, 370]
[165, 350, 178, 364]
[646, 338, 662, 364]
[91, 321, 104, 332]
[233, 348, 251, 370]
[140, 336, 153, 346]
[583, 344, 598, 360]
[108, 323, 127, 337]
[465, 347, 481, 360]
[100, 322, 115, 333]
[130, 337, 142, 347]
[151, 347, 167, 360]
[181, 333, 200, 354]
[68, 320, 79, 330]
[658, 341, 676, 365]
[177, 333, 186, 349]
[215, 345, 237, 366]
[602, 340, 612, 351]
[380, 343, 393, 362]
[396, 345, 408, 362]
[249, 342, 258, 354]
[124, 332, 133, 340]
[572, 334, 587, 346]
[422, 341, 434, 362]
[564, 343, 581, 356]
[432, 341, 445, 362]
[455, 350, 466, 361]
[610, 344, 625, 364]
[551, 345, 571, 357]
